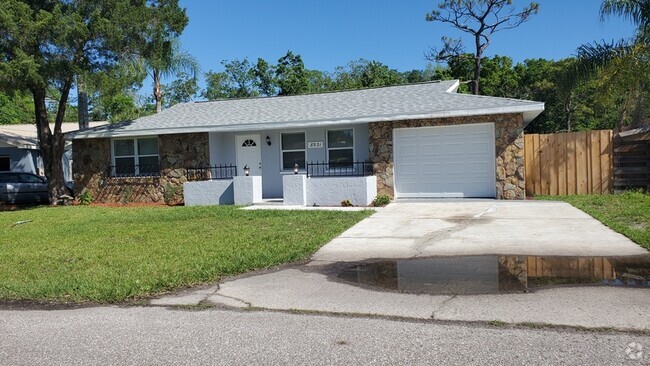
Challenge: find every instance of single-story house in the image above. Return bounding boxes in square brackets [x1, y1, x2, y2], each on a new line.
[67, 80, 544, 204]
[0, 122, 106, 181]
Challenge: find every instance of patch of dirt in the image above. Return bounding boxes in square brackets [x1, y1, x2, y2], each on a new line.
[0, 299, 102, 311]
[0, 203, 20, 211]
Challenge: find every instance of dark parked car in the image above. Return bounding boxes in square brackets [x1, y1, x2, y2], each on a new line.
[0, 172, 72, 204]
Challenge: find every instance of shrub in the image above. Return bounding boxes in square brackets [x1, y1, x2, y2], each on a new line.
[79, 191, 93, 205]
[341, 199, 353, 207]
[372, 194, 391, 207]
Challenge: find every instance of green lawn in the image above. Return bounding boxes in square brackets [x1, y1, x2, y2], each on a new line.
[536, 191, 650, 250]
[0, 205, 372, 303]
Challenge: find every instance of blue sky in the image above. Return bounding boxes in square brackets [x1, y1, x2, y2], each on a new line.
[178, 0, 637, 80]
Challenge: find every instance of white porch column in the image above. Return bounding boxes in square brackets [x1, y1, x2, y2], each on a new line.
[282, 174, 306, 206]
[233, 176, 263, 205]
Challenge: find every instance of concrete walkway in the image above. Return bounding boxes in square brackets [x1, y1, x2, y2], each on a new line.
[151, 201, 649, 331]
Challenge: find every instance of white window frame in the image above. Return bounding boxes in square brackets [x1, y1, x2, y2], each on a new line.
[326, 128, 355, 165]
[111, 137, 160, 177]
[280, 131, 306, 172]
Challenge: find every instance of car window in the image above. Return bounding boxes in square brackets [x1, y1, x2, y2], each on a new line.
[0, 173, 18, 183]
[18, 174, 45, 184]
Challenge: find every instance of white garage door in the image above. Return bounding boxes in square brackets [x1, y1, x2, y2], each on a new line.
[394, 123, 496, 198]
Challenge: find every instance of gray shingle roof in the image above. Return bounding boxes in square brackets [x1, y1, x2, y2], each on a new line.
[69, 80, 544, 139]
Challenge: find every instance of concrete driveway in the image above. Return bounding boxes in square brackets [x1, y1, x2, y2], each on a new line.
[152, 200, 649, 331]
[311, 200, 648, 263]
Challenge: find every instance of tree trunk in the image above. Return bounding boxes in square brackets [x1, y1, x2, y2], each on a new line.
[32, 88, 67, 205]
[154, 68, 163, 113]
[77, 75, 89, 129]
[631, 83, 645, 129]
[473, 36, 482, 95]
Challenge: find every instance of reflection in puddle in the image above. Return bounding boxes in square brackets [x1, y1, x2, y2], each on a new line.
[336, 255, 650, 295]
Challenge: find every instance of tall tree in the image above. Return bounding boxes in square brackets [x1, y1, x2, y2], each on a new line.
[426, 0, 539, 95]
[141, 39, 199, 113]
[253, 58, 277, 96]
[275, 51, 309, 96]
[202, 58, 259, 100]
[0, 0, 187, 203]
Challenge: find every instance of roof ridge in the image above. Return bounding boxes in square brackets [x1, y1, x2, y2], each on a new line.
[192, 80, 459, 105]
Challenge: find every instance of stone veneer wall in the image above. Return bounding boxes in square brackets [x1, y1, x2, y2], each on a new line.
[369, 113, 525, 199]
[73, 133, 210, 204]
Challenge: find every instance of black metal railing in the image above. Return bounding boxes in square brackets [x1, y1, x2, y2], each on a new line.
[186, 164, 237, 181]
[306, 161, 373, 178]
[108, 164, 161, 178]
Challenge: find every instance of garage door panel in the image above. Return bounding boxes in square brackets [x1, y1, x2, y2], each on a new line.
[394, 123, 495, 198]
[420, 143, 443, 156]
[397, 145, 418, 157]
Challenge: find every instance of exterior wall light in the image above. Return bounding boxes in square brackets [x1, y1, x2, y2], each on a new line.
[294, 163, 299, 174]
[244, 164, 250, 176]
[266, 135, 271, 146]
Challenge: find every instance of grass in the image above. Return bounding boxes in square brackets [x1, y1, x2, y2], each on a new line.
[536, 190, 650, 250]
[0, 205, 372, 303]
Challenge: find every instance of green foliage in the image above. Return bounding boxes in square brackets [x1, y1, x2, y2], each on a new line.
[78, 191, 93, 205]
[0, 91, 33, 124]
[202, 58, 258, 100]
[372, 194, 391, 207]
[0, 0, 189, 202]
[163, 183, 180, 205]
[163, 72, 198, 108]
[0, 206, 372, 302]
[253, 58, 277, 96]
[276, 51, 309, 96]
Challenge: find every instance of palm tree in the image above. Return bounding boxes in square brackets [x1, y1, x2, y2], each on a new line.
[139, 38, 200, 113]
[563, 0, 650, 129]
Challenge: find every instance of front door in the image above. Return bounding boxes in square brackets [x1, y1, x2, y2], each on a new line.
[236, 134, 262, 176]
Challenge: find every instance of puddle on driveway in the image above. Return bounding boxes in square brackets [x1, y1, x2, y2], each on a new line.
[336, 255, 650, 295]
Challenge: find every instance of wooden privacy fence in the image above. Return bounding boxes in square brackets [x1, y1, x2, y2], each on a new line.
[524, 130, 613, 196]
[613, 128, 650, 191]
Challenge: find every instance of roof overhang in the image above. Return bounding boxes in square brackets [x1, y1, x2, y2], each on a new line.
[0, 134, 38, 149]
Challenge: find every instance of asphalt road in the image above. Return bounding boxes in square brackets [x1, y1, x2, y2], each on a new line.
[1, 306, 647, 365]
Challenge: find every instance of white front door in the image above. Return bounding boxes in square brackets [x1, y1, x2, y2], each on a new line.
[236, 134, 262, 176]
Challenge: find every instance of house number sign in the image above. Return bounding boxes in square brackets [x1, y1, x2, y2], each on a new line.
[308, 141, 323, 148]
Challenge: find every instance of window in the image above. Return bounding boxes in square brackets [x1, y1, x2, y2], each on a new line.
[0, 156, 9, 172]
[112, 137, 159, 177]
[327, 129, 354, 166]
[281, 132, 305, 170]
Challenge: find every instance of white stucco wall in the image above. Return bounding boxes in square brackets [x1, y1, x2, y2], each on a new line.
[306, 176, 377, 206]
[282, 174, 306, 206]
[183, 180, 234, 206]
[233, 176, 263, 205]
[208, 124, 370, 199]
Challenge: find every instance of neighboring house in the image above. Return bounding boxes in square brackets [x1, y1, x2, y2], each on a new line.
[0, 122, 106, 181]
[68, 80, 544, 204]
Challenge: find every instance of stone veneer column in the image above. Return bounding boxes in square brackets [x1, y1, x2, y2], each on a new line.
[368, 113, 525, 199]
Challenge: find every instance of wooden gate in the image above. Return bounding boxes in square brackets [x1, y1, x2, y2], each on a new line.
[524, 131, 613, 196]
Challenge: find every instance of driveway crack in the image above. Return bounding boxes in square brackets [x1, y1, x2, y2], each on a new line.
[431, 294, 457, 320]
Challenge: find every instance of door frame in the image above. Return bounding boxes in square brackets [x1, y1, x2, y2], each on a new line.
[235, 134, 262, 176]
